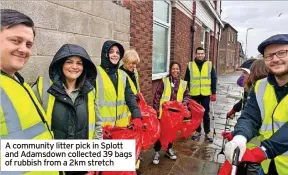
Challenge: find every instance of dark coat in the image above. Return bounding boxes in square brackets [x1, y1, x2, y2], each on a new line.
[233, 73, 288, 174]
[119, 65, 138, 91]
[45, 44, 96, 139]
[184, 59, 217, 95]
[153, 76, 190, 114]
[100, 40, 142, 118]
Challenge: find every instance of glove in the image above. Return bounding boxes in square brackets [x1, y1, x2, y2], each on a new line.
[227, 109, 236, 119]
[129, 118, 142, 131]
[221, 131, 233, 141]
[224, 135, 247, 163]
[241, 147, 267, 163]
[210, 94, 216, 101]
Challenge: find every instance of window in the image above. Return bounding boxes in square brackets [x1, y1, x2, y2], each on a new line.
[152, 0, 171, 79]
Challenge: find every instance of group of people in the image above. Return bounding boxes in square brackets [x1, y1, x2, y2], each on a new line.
[1, 8, 288, 175]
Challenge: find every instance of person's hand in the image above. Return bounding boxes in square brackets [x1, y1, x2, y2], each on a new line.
[227, 109, 236, 119]
[241, 147, 267, 163]
[210, 94, 216, 101]
[224, 135, 247, 163]
[221, 131, 233, 141]
[129, 118, 142, 131]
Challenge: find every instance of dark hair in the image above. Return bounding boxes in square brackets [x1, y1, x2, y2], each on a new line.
[59, 57, 87, 89]
[1, 9, 35, 36]
[244, 59, 268, 91]
[169, 61, 181, 74]
[195, 47, 205, 53]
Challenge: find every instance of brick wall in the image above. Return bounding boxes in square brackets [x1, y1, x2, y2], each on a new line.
[170, 7, 192, 77]
[1, 0, 130, 83]
[218, 27, 228, 74]
[123, 0, 153, 105]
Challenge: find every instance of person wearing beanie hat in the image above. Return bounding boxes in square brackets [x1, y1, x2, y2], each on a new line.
[227, 59, 256, 118]
[224, 34, 288, 175]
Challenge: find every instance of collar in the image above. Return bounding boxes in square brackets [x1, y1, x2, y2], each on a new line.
[267, 73, 288, 87]
[0, 70, 25, 84]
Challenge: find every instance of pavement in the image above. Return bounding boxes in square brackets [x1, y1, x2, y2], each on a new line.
[138, 71, 243, 175]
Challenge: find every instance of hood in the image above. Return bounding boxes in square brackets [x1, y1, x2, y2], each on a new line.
[100, 40, 125, 69]
[49, 44, 96, 85]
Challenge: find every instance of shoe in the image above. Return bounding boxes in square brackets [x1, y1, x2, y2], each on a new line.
[152, 152, 160, 165]
[192, 131, 201, 140]
[206, 132, 213, 142]
[166, 148, 177, 160]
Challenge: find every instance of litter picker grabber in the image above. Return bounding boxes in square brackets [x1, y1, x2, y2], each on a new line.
[211, 101, 217, 140]
[216, 116, 230, 161]
[231, 147, 240, 175]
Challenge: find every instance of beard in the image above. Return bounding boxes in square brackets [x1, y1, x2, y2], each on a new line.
[267, 66, 288, 77]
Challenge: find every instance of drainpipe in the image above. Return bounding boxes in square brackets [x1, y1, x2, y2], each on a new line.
[213, 19, 216, 66]
[190, 1, 196, 61]
[216, 24, 220, 75]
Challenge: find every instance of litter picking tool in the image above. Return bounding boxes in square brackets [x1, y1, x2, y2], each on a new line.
[212, 102, 216, 139]
[216, 116, 230, 161]
[231, 147, 240, 175]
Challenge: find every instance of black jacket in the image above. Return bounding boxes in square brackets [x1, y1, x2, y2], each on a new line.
[100, 40, 142, 118]
[35, 44, 98, 139]
[234, 73, 288, 160]
[119, 65, 138, 91]
[184, 59, 217, 95]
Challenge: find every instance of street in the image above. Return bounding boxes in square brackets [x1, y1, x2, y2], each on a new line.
[138, 71, 243, 175]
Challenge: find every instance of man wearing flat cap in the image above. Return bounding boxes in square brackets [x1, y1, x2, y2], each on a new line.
[223, 34, 288, 175]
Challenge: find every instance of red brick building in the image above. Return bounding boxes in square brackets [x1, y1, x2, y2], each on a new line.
[218, 22, 239, 74]
[123, 0, 224, 105]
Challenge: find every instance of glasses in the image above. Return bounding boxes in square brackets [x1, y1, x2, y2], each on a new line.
[263, 50, 288, 61]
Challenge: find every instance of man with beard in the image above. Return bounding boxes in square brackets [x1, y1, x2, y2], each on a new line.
[224, 34, 288, 175]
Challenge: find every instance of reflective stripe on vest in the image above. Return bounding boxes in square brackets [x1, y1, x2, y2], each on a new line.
[255, 78, 288, 175]
[37, 77, 96, 140]
[188, 61, 212, 96]
[0, 75, 53, 140]
[125, 69, 140, 95]
[158, 77, 187, 119]
[96, 66, 130, 127]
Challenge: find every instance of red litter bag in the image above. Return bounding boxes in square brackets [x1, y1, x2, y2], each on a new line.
[102, 171, 136, 175]
[159, 101, 187, 151]
[136, 93, 160, 150]
[180, 99, 204, 138]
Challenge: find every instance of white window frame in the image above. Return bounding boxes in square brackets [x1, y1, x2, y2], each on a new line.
[152, 0, 172, 80]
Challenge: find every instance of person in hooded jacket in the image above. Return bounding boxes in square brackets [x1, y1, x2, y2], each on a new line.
[96, 40, 142, 130]
[152, 61, 190, 165]
[32, 44, 102, 175]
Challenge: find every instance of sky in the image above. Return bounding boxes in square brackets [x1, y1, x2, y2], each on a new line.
[221, 1, 288, 58]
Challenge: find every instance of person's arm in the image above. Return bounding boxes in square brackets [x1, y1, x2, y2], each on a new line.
[184, 65, 190, 89]
[152, 80, 164, 115]
[232, 99, 243, 112]
[233, 87, 262, 141]
[124, 79, 142, 118]
[261, 122, 288, 159]
[93, 97, 103, 139]
[182, 85, 190, 104]
[211, 66, 217, 94]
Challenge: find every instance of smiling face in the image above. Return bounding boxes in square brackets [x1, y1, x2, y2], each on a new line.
[264, 44, 288, 77]
[0, 24, 34, 75]
[109, 45, 120, 65]
[62, 56, 83, 81]
[171, 63, 180, 78]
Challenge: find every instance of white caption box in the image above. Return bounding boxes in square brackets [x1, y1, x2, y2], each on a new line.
[1, 140, 135, 171]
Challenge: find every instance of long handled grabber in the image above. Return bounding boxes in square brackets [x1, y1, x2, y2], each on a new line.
[212, 102, 217, 140]
[216, 116, 230, 161]
[231, 147, 240, 175]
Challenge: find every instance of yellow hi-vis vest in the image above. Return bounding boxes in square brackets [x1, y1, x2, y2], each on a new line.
[188, 61, 212, 96]
[96, 66, 131, 127]
[0, 74, 59, 175]
[255, 78, 288, 175]
[127, 69, 140, 95]
[158, 77, 187, 119]
[34, 77, 96, 140]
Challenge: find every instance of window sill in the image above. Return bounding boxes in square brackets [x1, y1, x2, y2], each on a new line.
[152, 72, 169, 81]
